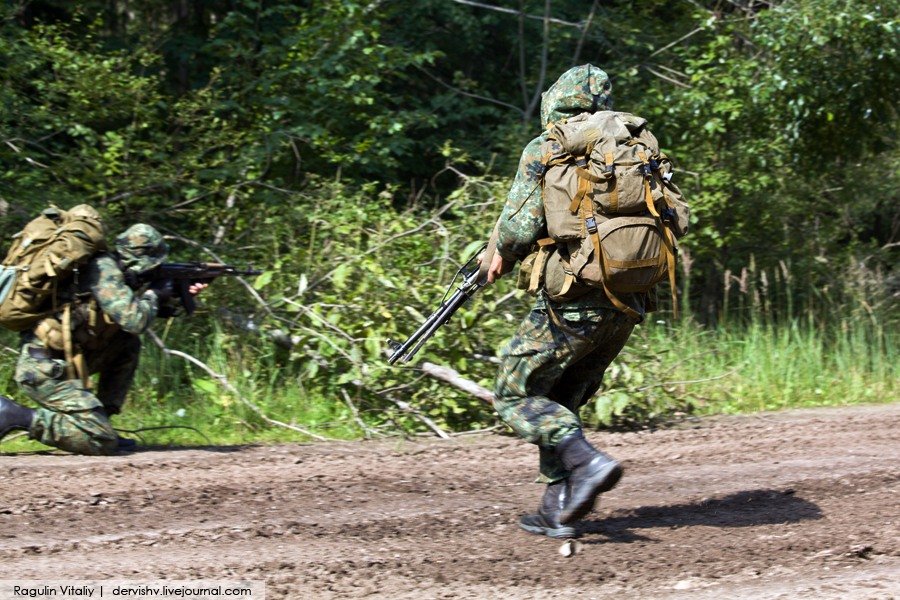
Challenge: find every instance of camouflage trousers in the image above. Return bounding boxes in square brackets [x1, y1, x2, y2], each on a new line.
[493, 307, 634, 483]
[14, 332, 142, 455]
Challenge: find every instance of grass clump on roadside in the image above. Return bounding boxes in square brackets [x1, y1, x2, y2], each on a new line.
[1, 307, 896, 451]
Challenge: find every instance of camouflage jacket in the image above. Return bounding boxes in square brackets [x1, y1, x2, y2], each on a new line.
[493, 64, 648, 318]
[33, 253, 159, 352]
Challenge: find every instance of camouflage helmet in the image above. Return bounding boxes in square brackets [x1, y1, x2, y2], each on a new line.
[540, 64, 613, 129]
[114, 224, 169, 274]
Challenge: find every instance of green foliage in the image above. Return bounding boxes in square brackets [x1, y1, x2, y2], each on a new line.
[632, 0, 899, 316]
[0, 1, 897, 444]
[239, 172, 515, 437]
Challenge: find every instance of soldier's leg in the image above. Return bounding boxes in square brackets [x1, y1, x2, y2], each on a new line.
[495, 308, 634, 534]
[540, 310, 635, 480]
[89, 331, 141, 416]
[493, 309, 610, 481]
[14, 341, 118, 455]
[545, 311, 635, 524]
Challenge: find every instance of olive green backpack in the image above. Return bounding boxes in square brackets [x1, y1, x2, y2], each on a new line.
[0, 204, 107, 332]
[531, 110, 690, 320]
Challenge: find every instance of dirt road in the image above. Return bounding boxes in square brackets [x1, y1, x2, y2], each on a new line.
[1, 403, 898, 599]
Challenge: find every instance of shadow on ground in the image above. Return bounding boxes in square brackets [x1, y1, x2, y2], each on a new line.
[580, 488, 822, 543]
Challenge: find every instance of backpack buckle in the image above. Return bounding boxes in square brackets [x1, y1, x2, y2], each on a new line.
[585, 217, 598, 234]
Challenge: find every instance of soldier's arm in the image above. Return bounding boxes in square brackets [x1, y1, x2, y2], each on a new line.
[495, 137, 547, 262]
[87, 255, 159, 334]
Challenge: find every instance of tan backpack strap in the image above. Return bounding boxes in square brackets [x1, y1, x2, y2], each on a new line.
[557, 272, 575, 297]
[637, 151, 661, 218]
[663, 226, 678, 319]
[602, 279, 641, 322]
[61, 304, 76, 381]
[573, 165, 604, 183]
[556, 253, 576, 297]
[61, 303, 90, 388]
[594, 244, 642, 322]
[527, 238, 556, 294]
[73, 352, 89, 390]
[605, 152, 619, 213]
[569, 168, 594, 214]
[88, 297, 99, 329]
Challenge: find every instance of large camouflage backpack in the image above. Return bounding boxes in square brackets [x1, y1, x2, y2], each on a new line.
[533, 110, 690, 320]
[0, 204, 107, 332]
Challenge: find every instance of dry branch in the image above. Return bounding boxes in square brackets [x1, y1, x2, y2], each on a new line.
[385, 395, 451, 439]
[420, 362, 495, 405]
[146, 330, 335, 442]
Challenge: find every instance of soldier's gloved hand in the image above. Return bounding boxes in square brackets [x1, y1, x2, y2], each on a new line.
[148, 278, 175, 303]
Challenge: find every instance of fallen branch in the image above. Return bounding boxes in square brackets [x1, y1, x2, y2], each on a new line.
[637, 367, 740, 392]
[385, 395, 450, 439]
[146, 330, 335, 442]
[421, 362, 495, 405]
[413, 424, 504, 438]
[340, 388, 379, 440]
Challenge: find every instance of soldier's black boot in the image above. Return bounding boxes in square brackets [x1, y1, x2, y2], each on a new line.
[116, 436, 137, 451]
[0, 396, 35, 440]
[556, 430, 622, 524]
[518, 479, 577, 539]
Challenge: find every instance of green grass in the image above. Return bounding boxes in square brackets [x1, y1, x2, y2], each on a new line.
[1, 304, 897, 451]
[640, 314, 896, 416]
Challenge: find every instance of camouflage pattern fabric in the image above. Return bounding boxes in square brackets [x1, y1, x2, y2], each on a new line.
[15, 332, 141, 455]
[495, 64, 612, 264]
[491, 65, 639, 482]
[493, 64, 647, 316]
[493, 307, 633, 482]
[81, 253, 159, 340]
[14, 243, 160, 455]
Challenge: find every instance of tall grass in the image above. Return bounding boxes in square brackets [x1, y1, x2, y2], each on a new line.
[640, 251, 897, 418]
[644, 315, 895, 415]
[1, 303, 895, 452]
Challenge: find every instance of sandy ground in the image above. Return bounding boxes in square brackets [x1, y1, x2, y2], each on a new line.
[1, 403, 898, 599]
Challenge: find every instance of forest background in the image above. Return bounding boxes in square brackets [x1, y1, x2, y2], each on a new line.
[0, 0, 896, 446]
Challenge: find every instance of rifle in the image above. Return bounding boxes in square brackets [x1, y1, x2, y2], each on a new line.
[141, 262, 262, 315]
[387, 229, 498, 365]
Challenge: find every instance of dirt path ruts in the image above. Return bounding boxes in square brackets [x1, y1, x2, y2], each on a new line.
[2, 403, 898, 599]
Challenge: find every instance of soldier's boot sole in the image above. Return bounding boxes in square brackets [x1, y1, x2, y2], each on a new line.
[518, 514, 577, 539]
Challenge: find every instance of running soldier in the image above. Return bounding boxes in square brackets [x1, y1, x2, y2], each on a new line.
[484, 65, 651, 538]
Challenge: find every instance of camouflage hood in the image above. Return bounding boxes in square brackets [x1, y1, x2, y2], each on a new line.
[114, 224, 169, 275]
[540, 64, 612, 129]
